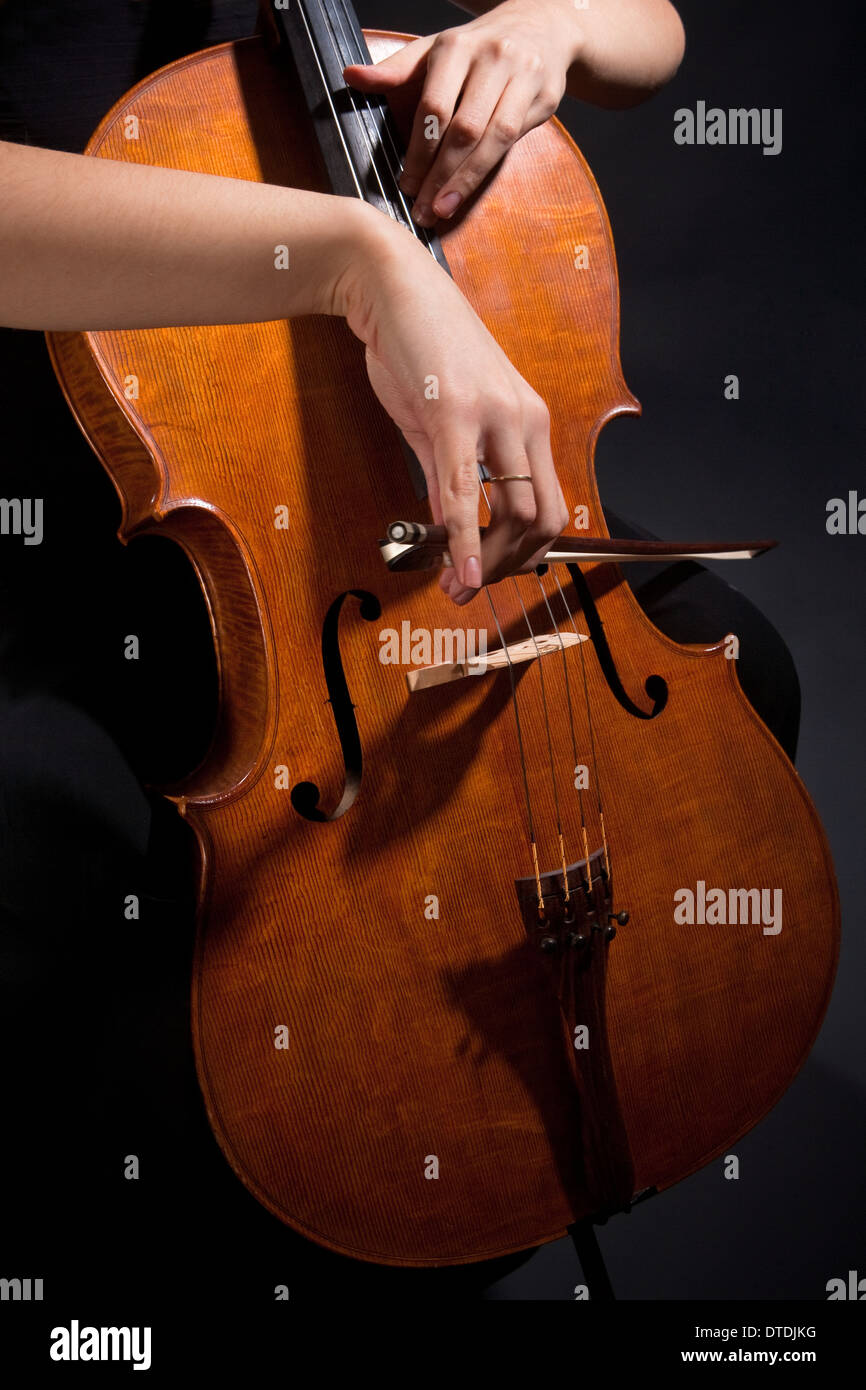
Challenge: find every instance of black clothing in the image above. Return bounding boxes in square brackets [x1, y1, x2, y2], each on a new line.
[0, 0, 800, 1306]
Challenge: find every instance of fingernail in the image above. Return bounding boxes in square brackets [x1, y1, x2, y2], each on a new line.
[454, 587, 478, 607]
[412, 204, 432, 226]
[463, 555, 481, 587]
[434, 190, 461, 217]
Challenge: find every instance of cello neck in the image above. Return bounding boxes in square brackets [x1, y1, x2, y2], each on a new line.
[272, 0, 414, 220]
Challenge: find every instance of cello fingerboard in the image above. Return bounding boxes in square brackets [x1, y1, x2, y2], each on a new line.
[272, 0, 446, 497]
[273, 0, 443, 263]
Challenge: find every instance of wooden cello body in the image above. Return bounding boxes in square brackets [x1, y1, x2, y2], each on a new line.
[47, 26, 839, 1265]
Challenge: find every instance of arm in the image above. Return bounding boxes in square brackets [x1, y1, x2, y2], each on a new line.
[0, 139, 366, 330]
[0, 139, 567, 602]
[345, 0, 684, 225]
[454, 0, 686, 108]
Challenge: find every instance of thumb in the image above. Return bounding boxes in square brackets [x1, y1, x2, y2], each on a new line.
[343, 36, 433, 91]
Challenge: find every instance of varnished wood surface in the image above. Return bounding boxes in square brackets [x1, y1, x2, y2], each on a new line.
[47, 34, 839, 1265]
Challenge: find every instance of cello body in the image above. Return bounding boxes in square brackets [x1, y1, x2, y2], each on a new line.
[47, 31, 839, 1265]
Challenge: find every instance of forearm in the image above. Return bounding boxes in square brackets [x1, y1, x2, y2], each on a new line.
[453, 0, 685, 107]
[0, 140, 382, 331]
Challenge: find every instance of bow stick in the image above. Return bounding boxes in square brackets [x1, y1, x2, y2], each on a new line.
[380, 522, 776, 573]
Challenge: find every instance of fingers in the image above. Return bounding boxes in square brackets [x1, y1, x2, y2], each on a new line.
[506, 401, 569, 574]
[357, 218, 565, 608]
[343, 36, 433, 94]
[425, 74, 545, 225]
[343, 38, 436, 146]
[407, 47, 560, 228]
[397, 39, 472, 209]
[433, 393, 566, 607]
[431, 428, 483, 602]
[407, 48, 516, 225]
[346, 33, 562, 231]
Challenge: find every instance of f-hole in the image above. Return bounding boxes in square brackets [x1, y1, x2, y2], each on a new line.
[290, 588, 381, 822]
[566, 564, 667, 720]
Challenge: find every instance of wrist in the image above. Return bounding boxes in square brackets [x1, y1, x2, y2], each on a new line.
[499, 0, 585, 67]
[325, 201, 426, 336]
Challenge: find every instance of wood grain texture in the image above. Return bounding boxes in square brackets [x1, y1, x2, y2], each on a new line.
[47, 34, 839, 1266]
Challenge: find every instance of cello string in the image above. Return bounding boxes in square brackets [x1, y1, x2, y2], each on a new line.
[482, 588, 545, 911]
[328, 0, 435, 217]
[292, 0, 366, 200]
[479, 483, 572, 902]
[506, 570, 572, 903]
[551, 567, 611, 879]
[324, 0, 556, 907]
[309, 0, 558, 908]
[325, 4, 598, 899]
[311, 0, 411, 219]
[510, 495, 609, 886]
[529, 567, 593, 886]
[327, 0, 593, 903]
[309, 1, 545, 898]
[319, 0, 430, 235]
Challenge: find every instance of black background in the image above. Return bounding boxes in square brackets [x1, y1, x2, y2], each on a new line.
[0, 0, 863, 1330]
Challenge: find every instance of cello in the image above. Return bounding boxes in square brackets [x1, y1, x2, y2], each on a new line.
[46, 0, 839, 1267]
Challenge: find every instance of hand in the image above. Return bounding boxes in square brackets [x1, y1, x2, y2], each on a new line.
[344, 0, 580, 229]
[334, 210, 568, 606]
